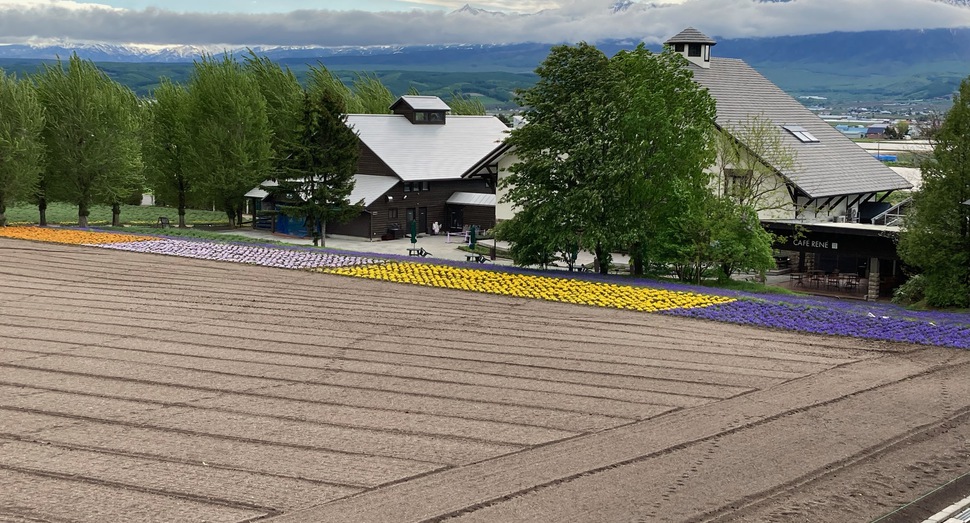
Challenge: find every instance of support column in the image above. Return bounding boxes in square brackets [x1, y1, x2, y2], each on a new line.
[867, 257, 880, 301]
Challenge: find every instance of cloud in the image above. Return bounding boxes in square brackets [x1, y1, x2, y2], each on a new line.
[0, 0, 968, 47]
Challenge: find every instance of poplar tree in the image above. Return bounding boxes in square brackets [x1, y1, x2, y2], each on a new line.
[0, 70, 45, 227]
[184, 54, 271, 227]
[144, 79, 194, 227]
[34, 54, 142, 227]
[244, 52, 303, 171]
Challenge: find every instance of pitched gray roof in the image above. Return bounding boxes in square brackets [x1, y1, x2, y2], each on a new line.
[690, 58, 912, 198]
[665, 27, 717, 45]
[346, 114, 509, 182]
[246, 174, 397, 207]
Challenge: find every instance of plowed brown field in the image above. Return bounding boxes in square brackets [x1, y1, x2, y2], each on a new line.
[2, 238, 969, 522]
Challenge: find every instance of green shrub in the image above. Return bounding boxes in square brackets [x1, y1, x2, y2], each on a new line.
[892, 274, 926, 305]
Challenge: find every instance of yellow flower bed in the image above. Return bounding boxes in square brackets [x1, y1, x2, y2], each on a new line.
[0, 226, 157, 245]
[324, 262, 734, 312]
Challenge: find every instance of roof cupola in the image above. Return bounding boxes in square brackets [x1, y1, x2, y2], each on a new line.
[664, 27, 716, 69]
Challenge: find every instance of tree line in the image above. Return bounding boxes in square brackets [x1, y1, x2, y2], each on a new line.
[0, 52, 485, 245]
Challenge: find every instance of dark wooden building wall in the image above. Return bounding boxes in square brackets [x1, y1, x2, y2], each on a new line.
[461, 205, 496, 232]
[357, 144, 397, 178]
[364, 178, 494, 239]
[329, 213, 372, 238]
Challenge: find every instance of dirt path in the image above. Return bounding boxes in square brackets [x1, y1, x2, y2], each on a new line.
[1, 238, 968, 522]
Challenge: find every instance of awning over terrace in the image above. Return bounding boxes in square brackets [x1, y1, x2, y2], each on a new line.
[763, 220, 901, 260]
[446, 192, 496, 207]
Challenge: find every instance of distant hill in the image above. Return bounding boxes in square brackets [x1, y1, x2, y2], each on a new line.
[1, 28, 968, 107]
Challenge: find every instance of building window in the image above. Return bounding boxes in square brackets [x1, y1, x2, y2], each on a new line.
[403, 182, 412, 192]
[388, 208, 398, 219]
[413, 111, 444, 124]
[724, 169, 752, 199]
[674, 43, 685, 53]
[420, 181, 430, 191]
[688, 43, 702, 57]
[782, 124, 821, 143]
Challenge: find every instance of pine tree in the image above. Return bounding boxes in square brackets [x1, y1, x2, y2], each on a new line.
[270, 89, 361, 247]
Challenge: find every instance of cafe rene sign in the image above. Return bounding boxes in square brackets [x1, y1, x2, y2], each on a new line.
[764, 221, 900, 260]
[791, 238, 838, 250]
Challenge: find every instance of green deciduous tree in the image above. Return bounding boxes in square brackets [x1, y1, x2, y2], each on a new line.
[144, 79, 194, 227]
[307, 64, 362, 114]
[610, 45, 720, 277]
[447, 91, 486, 116]
[351, 72, 394, 114]
[899, 77, 970, 308]
[34, 54, 143, 227]
[500, 43, 619, 273]
[184, 53, 271, 227]
[244, 52, 303, 170]
[268, 89, 362, 247]
[0, 70, 45, 227]
[501, 43, 728, 277]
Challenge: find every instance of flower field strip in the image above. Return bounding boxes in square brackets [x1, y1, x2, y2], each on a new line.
[663, 299, 970, 349]
[5, 225, 968, 348]
[0, 226, 157, 245]
[322, 261, 734, 312]
[93, 239, 385, 270]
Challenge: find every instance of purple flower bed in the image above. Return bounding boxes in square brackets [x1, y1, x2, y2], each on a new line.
[93, 239, 382, 269]
[662, 298, 970, 349]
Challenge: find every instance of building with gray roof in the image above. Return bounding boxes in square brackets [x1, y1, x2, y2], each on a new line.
[668, 28, 912, 223]
[248, 95, 508, 240]
[666, 27, 914, 298]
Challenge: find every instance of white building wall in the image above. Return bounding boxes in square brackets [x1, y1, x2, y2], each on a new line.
[707, 146, 796, 220]
[496, 151, 520, 222]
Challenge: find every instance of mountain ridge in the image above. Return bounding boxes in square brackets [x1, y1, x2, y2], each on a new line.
[1, 27, 968, 105]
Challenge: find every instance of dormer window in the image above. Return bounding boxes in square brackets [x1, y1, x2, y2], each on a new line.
[389, 95, 451, 125]
[413, 111, 445, 125]
[688, 43, 702, 57]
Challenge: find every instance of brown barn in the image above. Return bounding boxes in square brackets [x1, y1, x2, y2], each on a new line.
[248, 95, 509, 240]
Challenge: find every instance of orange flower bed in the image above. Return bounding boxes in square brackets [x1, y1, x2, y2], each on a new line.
[0, 226, 157, 245]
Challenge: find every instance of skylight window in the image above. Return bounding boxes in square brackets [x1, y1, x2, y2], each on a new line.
[782, 124, 820, 143]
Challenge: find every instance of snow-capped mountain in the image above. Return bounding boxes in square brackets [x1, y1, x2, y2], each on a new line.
[610, 1, 635, 13]
[449, 4, 506, 16]
[0, 41, 421, 63]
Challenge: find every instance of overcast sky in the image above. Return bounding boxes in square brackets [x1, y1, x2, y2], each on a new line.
[1, 0, 968, 47]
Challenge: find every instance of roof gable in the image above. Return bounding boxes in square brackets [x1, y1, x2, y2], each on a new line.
[691, 58, 912, 198]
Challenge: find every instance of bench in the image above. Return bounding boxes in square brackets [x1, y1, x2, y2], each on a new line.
[407, 247, 431, 257]
[465, 253, 488, 263]
[155, 216, 171, 228]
